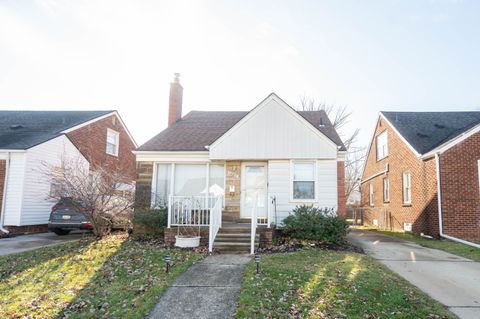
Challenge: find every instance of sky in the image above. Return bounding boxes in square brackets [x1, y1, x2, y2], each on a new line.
[1, 0, 479, 147]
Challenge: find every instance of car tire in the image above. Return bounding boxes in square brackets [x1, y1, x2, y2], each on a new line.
[53, 229, 71, 236]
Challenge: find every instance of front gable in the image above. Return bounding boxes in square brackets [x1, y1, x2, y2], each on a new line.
[209, 94, 338, 160]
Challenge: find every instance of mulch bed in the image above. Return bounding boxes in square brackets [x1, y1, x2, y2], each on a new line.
[258, 237, 363, 254]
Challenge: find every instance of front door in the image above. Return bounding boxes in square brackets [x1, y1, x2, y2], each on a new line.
[240, 163, 267, 219]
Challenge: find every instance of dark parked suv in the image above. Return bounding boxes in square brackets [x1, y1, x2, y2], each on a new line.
[48, 198, 93, 235]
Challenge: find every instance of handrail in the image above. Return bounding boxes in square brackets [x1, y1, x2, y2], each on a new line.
[250, 194, 258, 254]
[169, 195, 216, 226]
[208, 195, 223, 252]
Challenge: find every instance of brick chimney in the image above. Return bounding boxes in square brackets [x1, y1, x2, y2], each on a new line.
[168, 73, 183, 126]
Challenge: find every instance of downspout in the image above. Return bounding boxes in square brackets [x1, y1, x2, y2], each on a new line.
[435, 153, 480, 248]
[0, 153, 10, 234]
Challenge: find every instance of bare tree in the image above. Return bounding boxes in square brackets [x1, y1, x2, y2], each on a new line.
[297, 96, 366, 202]
[44, 155, 135, 237]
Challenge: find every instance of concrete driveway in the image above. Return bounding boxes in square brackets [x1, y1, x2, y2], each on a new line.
[348, 228, 480, 319]
[0, 231, 87, 256]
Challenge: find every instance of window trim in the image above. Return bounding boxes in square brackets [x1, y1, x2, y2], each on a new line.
[402, 171, 412, 204]
[290, 160, 317, 202]
[369, 183, 374, 207]
[383, 177, 390, 203]
[106, 128, 120, 156]
[376, 130, 388, 161]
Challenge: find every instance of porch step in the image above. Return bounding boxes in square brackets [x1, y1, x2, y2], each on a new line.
[213, 222, 260, 253]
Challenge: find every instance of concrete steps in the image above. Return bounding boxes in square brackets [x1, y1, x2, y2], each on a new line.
[213, 221, 258, 253]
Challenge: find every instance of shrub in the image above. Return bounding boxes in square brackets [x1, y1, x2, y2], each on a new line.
[282, 205, 349, 244]
[132, 208, 168, 239]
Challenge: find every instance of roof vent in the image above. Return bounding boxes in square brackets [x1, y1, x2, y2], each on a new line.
[319, 118, 325, 127]
[9, 124, 24, 130]
[417, 132, 429, 138]
[434, 123, 445, 129]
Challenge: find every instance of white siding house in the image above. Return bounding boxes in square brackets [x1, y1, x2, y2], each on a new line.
[1, 136, 88, 227]
[135, 93, 346, 228]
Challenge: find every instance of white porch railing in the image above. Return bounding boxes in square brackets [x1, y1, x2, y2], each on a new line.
[208, 195, 223, 252]
[168, 195, 217, 227]
[250, 194, 258, 254]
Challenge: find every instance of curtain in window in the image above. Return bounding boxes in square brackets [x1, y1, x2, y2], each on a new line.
[209, 164, 225, 196]
[155, 164, 171, 207]
[293, 162, 315, 199]
[174, 164, 207, 196]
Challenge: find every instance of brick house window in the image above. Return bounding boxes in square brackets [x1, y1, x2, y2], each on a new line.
[376, 131, 388, 160]
[369, 183, 374, 206]
[292, 161, 315, 200]
[402, 172, 411, 204]
[383, 177, 389, 202]
[106, 129, 119, 156]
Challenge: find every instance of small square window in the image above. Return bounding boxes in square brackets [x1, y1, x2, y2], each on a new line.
[292, 162, 315, 200]
[106, 129, 119, 156]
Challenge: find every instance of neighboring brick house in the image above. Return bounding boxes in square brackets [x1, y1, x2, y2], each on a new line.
[361, 111, 480, 242]
[0, 111, 136, 235]
[134, 74, 346, 252]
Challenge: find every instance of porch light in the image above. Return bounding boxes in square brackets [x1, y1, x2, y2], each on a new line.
[255, 255, 261, 274]
[164, 255, 172, 274]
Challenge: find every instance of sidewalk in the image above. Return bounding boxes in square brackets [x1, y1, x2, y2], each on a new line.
[348, 228, 480, 319]
[148, 254, 251, 319]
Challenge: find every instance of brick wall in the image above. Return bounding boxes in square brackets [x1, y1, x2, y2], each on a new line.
[337, 161, 346, 217]
[440, 132, 480, 240]
[360, 117, 439, 236]
[224, 161, 241, 219]
[66, 114, 136, 181]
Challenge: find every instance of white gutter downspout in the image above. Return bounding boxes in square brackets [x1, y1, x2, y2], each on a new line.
[0, 153, 10, 234]
[435, 153, 480, 248]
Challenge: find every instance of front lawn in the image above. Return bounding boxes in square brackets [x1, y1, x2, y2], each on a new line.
[370, 228, 480, 262]
[0, 235, 202, 318]
[237, 249, 455, 318]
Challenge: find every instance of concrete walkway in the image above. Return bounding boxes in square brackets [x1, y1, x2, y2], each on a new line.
[348, 228, 480, 319]
[0, 231, 86, 256]
[148, 254, 251, 319]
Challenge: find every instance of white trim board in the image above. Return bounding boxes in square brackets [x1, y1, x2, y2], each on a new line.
[135, 151, 210, 162]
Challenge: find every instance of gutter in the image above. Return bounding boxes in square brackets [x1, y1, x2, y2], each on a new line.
[0, 152, 10, 235]
[435, 153, 480, 248]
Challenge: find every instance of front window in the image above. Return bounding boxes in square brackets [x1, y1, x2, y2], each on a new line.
[154, 164, 172, 207]
[376, 131, 388, 160]
[383, 178, 390, 202]
[403, 172, 411, 204]
[106, 129, 119, 156]
[209, 164, 225, 196]
[174, 164, 207, 196]
[292, 161, 315, 200]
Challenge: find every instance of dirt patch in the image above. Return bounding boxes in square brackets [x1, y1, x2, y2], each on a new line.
[257, 237, 364, 254]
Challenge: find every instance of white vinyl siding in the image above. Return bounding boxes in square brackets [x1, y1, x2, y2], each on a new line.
[268, 160, 338, 225]
[369, 184, 374, 207]
[20, 135, 89, 226]
[209, 97, 338, 160]
[106, 129, 119, 156]
[383, 177, 390, 202]
[402, 172, 412, 204]
[2, 152, 26, 225]
[376, 131, 388, 160]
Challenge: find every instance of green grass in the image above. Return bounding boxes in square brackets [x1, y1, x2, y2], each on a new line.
[0, 235, 202, 319]
[236, 249, 455, 319]
[367, 228, 480, 262]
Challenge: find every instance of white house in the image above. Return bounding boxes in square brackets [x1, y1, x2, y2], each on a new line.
[134, 74, 346, 252]
[0, 110, 137, 235]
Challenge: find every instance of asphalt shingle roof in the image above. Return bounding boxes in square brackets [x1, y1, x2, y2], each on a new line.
[381, 111, 480, 154]
[138, 110, 346, 152]
[0, 110, 113, 149]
